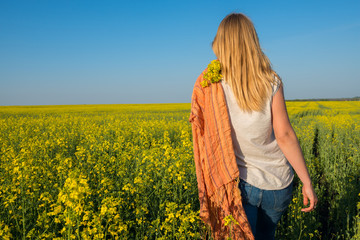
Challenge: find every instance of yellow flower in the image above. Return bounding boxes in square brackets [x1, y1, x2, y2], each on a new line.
[202, 59, 223, 88]
[223, 215, 239, 227]
[200, 80, 209, 87]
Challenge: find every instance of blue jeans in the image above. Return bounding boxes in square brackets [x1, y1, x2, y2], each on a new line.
[238, 179, 293, 240]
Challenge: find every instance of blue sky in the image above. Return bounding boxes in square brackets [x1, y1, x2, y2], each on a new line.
[1, 0, 359, 106]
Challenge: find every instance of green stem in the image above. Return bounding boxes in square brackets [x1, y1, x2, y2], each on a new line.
[298, 222, 304, 240]
[21, 172, 26, 240]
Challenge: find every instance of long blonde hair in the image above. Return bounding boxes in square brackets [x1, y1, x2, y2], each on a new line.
[212, 13, 277, 112]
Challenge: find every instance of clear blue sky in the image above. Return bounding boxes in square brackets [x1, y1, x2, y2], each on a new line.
[1, 0, 359, 106]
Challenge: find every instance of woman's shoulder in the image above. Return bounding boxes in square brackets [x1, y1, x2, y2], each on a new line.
[271, 72, 283, 97]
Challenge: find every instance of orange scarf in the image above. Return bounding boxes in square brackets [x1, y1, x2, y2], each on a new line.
[189, 68, 254, 240]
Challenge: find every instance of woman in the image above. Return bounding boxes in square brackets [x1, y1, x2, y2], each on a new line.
[189, 13, 318, 240]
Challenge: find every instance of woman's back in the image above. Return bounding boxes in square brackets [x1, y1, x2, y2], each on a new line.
[221, 77, 294, 190]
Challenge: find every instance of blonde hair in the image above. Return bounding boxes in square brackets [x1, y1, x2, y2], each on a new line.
[212, 13, 278, 112]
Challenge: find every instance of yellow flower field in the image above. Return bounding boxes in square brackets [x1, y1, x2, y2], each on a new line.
[0, 101, 359, 239]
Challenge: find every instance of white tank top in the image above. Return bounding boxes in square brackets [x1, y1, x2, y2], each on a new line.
[221, 77, 294, 190]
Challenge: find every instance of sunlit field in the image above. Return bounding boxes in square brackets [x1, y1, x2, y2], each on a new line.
[0, 101, 359, 239]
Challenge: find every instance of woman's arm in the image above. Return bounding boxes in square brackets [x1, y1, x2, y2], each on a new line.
[271, 84, 318, 212]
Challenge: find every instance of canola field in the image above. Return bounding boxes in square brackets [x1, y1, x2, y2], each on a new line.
[0, 101, 359, 239]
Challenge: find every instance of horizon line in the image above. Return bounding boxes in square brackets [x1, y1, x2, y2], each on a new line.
[1, 97, 359, 108]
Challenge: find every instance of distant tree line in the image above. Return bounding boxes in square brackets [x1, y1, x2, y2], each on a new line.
[288, 96, 360, 101]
